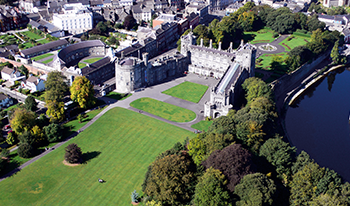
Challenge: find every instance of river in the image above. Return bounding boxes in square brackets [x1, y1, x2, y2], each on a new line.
[285, 67, 350, 182]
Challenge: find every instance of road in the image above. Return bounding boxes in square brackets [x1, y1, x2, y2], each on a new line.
[0, 86, 45, 109]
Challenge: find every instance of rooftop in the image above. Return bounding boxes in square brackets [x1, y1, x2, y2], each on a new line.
[21, 39, 69, 57]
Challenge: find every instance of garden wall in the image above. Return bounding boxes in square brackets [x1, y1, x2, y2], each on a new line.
[0, 57, 51, 75]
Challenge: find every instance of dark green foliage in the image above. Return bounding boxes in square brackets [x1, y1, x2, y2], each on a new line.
[208, 115, 235, 134]
[307, 16, 326, 32]
[144, 153, 196, 205]
[331, 40, 340, 64]
[202, 144, 256, 192]
[242, 77, 273, 104]
[123, 14, 136, 30]
[18, 130, 36, 145]
[0, 158, 5, 173]
[36, 114, 50, 128]
[17, 142, 36, 158]
[64, 143, 82, 164]
[44, 123, 63, 143]
[25, 96, 38, 112]
[291, 150, 313, 175]
[193, 167, 232, 206]
[45, 71, 68, 102]
[259, 138, 296, 180]
[18, 65, 29, 78]
[234, 173, 277, 206]
[315, 168, 342, 196]
[109, 36, 117, 44]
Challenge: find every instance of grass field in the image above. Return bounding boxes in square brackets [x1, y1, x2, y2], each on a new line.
[105, 92, 132, 101]
[83, 57, 103, 64]
[191, 120, 213, 132]
[0, 107, 195, 206]
[130, 97, 196, 122]
[279, 32, 311, 51]
[32, 53, 54, 61]
[244, 28, 276, 44]
[162, 81, 208, 103]
[78, 63, 87, 68]
[256, 53, 287, 69]
[23, 42, 34, 49]
[42, 58, 53, 64]
[37, 39, 51, 44]
[22, 31, 43, 40]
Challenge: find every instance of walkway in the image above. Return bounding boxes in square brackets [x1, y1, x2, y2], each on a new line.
[0, 73, 219, 182]
[254, 35, 289, 57]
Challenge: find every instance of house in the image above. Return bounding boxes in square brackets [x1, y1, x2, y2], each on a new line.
[0, 6, 29, 32]
[21, 75, 45, 92]
[343, 27, 350, 43]
[0, 94, 13, 109]
[1, 67, 25, 83]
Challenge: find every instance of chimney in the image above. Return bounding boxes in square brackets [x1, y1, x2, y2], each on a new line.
[143, 52, 148, 66]
[121, 51, 124, 59]
[240, 39, 244, 47]
[229, 42, 233, 50]
[200, 38, 203, 47]
[218, 42, 222, 50]
[138, 50, 140, 59]
[209, 39, 212, 48]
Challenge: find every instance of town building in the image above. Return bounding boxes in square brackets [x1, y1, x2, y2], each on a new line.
[323, 0, 350, 7]
[21, 75, 46, 92]
[1, 67, 26, 84]
[19, 0, 41, 13]
[52, 3, 93, 35]
[0, 6, 29, 32]
[0, 94, 13, 109]
[20, 39, 69, 58]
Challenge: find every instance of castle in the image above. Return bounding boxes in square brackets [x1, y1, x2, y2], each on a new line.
[115, 32, 256, 117]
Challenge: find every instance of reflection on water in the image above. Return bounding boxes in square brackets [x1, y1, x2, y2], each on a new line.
[286, 67, 350, 182]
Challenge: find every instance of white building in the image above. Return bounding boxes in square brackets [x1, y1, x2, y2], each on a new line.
[21, 76, 45, 92]
[119, 0, 134, 6]
[19, 0, 41, 13]
[52, 3, 93, 35]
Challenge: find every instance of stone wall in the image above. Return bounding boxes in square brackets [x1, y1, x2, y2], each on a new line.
[0, 57, 49, 75]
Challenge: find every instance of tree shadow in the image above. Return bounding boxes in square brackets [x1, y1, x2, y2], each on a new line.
[81, 151, 101, 164]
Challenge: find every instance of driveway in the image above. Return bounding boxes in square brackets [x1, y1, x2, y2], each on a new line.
[254, 35, 289, 57]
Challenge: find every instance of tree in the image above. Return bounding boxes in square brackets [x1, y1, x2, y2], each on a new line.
[308, 193, 345, 206]
[259, 137, 296, 181]
[331, 40, 340, 64]
[18, 65, 29, 78]
[242, 77, 273, 104]
[17, 142, 36, 158]
[144, 153, 196, 205]
[44, 123, 63, 142]
[44, 71, 68, 103]
[31, 125, 45, 145]
[25, 96, 38, 112]
[9, 108, 36, 135]
[123, 14, 136, 30]
[6, 131, 17, 145]
[193, 167, 232, 206]
[202, 144, 257, 192]
[70, 76, 96, 109]
[270, 55, 284, 71]
[207, 115, 235, 134]
[64, 143, 82, 164]
[109, 36, 117, 45]
[46, 100, 65, 123]
[234, 173, 277, 206]
[291, 150, 313, 175]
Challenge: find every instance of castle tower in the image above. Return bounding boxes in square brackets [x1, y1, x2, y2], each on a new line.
[180, 32, 196, 56]
[235, 44, 257, 77]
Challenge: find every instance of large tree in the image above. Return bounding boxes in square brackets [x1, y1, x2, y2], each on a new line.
[241, 77, 273, 104]
[234, 173, 277, 206]
[202, 144, 256, 192]
[70, 76, 96, 109]
[193, 167, 232, 206]
[331, 40, 340, 64]
[144, 153, 196, 205]
[44, 123, 63, 143]
[64, 143, 82, 164]
[25, 96, 38, 112]
[17, 142, 36, 158]
[123, 14, 136, 30]
[9, 108, 36, 135]
[45, 71, 68, 103]
[46, 100, 65, 123]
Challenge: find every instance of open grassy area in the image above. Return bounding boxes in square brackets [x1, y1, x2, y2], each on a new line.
[37, 39, 51, 44]
[162, 81, 208, 103]
[78, 62, 87, 68]
[42, 58, 53, 64]
[131, 97, 196, 122]
[279, 32, 311, 51]
[83, 57, 103, 64]
[244, 28, 276, 44]
[191, 120, 213, 132]
[0, 107, 195, 205]
[105, 92, 132, 101]
[32, 53, 54, 61]
[22, 42, 34, 49]
[256, 52, 287, 69]
[21, 31, 43, 40]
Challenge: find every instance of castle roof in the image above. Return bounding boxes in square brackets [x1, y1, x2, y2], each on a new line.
[81, 57, 111, 76]
[119, 58, 134, 66]
[21, 39, 69, 57]
[58, 40, 105, 58]
[189, 45, 235, 58]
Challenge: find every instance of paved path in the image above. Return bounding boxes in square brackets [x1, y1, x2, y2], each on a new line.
[0, 86, 46, 108]
[0, 74, 219, 182]
[254, 35, 289, 57]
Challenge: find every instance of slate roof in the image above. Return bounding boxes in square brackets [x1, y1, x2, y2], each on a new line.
[21, 39, 69, 56]
[1, 67, 14, 75]
[343, 27, 350, 36]
[81, 57, 111, 75]
[189, 45, 235, 57]
[0, 94, 8, 101]
[116, 42, 143, 57]
[26, 76, 39, 85]
[119, 58, 134, 66]
[58, 40, 105, 59]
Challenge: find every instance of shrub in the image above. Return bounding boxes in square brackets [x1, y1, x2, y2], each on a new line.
[44, 123, 63, 142]
[17, 142, 36, 158]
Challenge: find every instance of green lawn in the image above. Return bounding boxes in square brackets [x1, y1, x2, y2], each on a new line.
[37, 39, 51, 44]
[42, 58, 53, 64]
[78, 62, 87, 68]
[244, 28, 276, 44]
[279, 33, 311, 51]
[32, 53, 54, 61]
[83, 57, 103, 64]
[105, 92, 132, 101]
[130, 97, 196, 122]
[22, 31, 43, 40]
[64, 108, 105, 134]
[23, 42, 34, 49]
[0, 107, 195, 205]
[256, 53, 287, 69]
[191, 120, 213, 132]
[162, 81, 208, 103]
